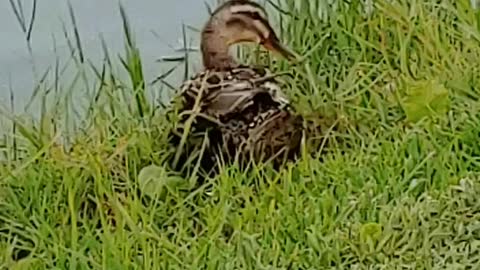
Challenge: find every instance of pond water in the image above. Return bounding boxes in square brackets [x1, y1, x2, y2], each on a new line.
[0, 0, 216, 111]
[3, 0, 478, 112]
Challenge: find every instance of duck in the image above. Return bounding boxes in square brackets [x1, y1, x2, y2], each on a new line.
[169, 0, 304, 175]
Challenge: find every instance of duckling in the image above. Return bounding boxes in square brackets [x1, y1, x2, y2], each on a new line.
[170, 0, 303, 174]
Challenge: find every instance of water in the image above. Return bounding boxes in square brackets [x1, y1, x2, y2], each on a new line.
[0, 0, 213, 111]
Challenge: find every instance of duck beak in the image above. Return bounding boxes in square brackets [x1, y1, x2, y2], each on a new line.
[263, 36, 298, 62]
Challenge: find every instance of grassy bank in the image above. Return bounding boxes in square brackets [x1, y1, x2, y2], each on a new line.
[2, 0, 480, 268]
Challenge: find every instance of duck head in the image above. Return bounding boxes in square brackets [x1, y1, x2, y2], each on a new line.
[201, 0, 297, 69]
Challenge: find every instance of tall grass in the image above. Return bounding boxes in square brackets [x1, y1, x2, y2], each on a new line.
[1, 0, 480, 268]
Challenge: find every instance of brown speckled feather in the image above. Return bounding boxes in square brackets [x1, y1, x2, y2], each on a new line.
[168, 0, 303, 175]
[173, 65, 303, 172]
[179, 66, 290, 120]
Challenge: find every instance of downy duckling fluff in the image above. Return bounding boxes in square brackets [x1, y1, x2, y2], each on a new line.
[171, 0, 303, 175]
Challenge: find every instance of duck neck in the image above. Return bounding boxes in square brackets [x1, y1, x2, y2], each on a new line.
[201, 22, 237, 70]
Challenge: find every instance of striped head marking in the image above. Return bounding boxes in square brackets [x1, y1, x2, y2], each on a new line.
[210, 0, 297, 61]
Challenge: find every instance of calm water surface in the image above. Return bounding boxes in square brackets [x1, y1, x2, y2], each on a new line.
[0, 0, 213, 110]
[2, 0, 479, 111]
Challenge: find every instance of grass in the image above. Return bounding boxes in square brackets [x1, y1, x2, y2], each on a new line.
[2, 0, 480, 268]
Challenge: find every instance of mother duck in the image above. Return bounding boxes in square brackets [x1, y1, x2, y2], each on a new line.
[170, 0, 303, 175]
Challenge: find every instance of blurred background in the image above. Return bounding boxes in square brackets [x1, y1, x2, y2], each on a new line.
[0, 0, 219, 110]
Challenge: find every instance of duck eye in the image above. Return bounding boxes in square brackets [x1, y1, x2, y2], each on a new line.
[240, 11, 264, 22]
[226, 18, 248, 28]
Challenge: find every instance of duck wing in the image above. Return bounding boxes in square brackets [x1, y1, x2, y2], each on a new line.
[179, 66, 290, 123]
[172, 65, 302, 174]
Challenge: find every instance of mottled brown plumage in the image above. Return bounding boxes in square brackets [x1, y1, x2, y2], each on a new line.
[170, 0, 303, 175]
